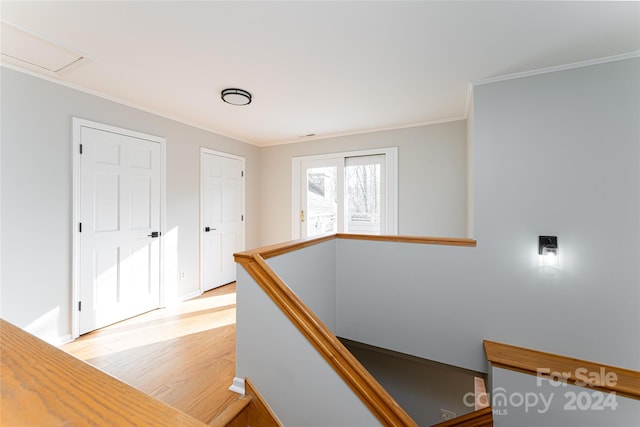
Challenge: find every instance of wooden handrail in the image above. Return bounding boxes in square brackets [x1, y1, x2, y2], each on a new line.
[234, 234, 475, 425]
[336, 233, 477, 247]
[1, 319, 207, 426]
[484, 340, 640, 400]
[235, 233, 476, 262]
[236, 253, 418, 427]
[235, 234, 336, 261]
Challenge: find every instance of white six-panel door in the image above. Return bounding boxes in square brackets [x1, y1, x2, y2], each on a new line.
[77, 122, 163, 335]
[201, 150, 245, 292]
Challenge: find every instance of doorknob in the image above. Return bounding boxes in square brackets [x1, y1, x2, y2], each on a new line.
[147, 231, 161, 238]
[204, 227, 216, 232]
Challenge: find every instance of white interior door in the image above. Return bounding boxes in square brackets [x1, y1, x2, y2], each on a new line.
[201, 150, 245, 291]
[78, 124, 162, 335]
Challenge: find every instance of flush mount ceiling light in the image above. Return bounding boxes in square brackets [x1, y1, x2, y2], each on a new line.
[221, 88, 252, 106]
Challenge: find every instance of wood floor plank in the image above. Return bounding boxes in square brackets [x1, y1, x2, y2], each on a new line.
[61, 283, 240, 424]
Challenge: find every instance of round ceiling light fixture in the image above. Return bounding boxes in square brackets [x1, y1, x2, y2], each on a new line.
[221, 88, 252, 106]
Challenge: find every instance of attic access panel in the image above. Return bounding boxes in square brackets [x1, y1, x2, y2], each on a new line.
[1, 21, 88, 74]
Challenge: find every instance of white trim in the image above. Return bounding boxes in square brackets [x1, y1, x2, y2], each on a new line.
[472, 50, 640, 87]
[159, 131, 167, 308]
[229, 377, 246, 395]
[179, 290, 202, 303]
[292, 147, 398, 239]
[199, 148, 246, 294]
[260, 52, 640, 147]
[464, 82, 474, 119]
[72, 119, 81, 339]
[1, 63, 253, 146]
[272, 117, 466, 148]
[46, 334, 74, 347]
[1, 62, 464, 147]
[71, 118, 167, 339]
[5, 50, 638, 148]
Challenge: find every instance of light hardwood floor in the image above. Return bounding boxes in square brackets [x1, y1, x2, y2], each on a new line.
[61, 283, 239, 424]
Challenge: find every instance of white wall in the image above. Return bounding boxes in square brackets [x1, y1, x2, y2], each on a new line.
[236, 59, 639, 422]
[491, 367, 640, 427]
[258, 121, 468, 246]
[336, 58, 640, 372]
[0, 67, 260, 343]
[265, 240, 337, 330]
[472, 57, 639, 369]
[336, 239, 483, 371]
[235, 267, 381, 427]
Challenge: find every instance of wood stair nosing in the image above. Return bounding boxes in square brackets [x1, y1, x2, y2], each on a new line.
[209, 395, 252, 427]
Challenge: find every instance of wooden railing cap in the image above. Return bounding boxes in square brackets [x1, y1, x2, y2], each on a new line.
[235, 233, 477, 262]
[484, 340, 640, 400]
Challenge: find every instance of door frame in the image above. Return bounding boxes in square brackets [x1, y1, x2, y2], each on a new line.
[297, 157, 344, 238]
[199, 148, 246, 293]
[71, 118, 167, 339]
[291, 147, 398, 239]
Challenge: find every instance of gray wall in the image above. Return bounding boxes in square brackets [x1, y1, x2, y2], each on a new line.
[258, 120, 468, 245]
[336, 239, 484, 371]
[265, 240, 337, 331]
[491, 367, 640, 427]
[235, 266, 381, 427]
[0, 67, 260, 342]
[472, 57, 639, 369]
[0, 67, 467, 344]
[336, 58, 640, 372]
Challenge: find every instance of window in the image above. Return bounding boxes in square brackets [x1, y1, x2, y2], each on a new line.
[345, 154, 384, 235]
[292, 148, 397, 238]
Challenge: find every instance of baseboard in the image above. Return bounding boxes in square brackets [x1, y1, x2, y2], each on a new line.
[179, 290, 202, 303]
[229, 377, 245, 395]
[50, 334, 73, 347]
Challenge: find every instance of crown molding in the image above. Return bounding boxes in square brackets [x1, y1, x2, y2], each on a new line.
[471, 50, 640, 87]
[4, 49, 638, 148]
[267, 116, 467, 148]
[0, 62, 254, 146]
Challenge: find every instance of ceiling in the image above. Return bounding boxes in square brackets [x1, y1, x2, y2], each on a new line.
[1, 1, 639, 146]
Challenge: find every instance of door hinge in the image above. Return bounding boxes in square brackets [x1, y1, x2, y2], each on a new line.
[241, 214, 244, 221]
[301, 210, 305, 222]
[79, 222, 82, 232]
[78, 301, 82, 311]
[241, 170, 244, 178]
[79, 144, 83, 154]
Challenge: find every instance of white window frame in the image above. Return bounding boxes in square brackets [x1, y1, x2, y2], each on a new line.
[291, 147, 398, 239]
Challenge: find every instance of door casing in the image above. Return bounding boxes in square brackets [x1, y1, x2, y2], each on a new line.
[200, 148, 246, 293]
[72, 118, 166, 339]
[291, 147, 398, 239]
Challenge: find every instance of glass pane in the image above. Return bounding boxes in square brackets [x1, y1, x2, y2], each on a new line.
[306, 166, 337, 236]
[345, 160, 381, 235]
